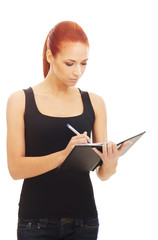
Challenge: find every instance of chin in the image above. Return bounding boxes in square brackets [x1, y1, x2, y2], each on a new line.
[69, 79, 78, 85]
[68, 83, 77, 87]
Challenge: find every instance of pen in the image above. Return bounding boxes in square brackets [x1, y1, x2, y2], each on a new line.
[67, 123, 90, 143]
[67, 124, 80, 135]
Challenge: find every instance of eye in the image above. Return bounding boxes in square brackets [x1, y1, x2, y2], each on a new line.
[65, 62, 87, 67]
[65, 63, 73, 66]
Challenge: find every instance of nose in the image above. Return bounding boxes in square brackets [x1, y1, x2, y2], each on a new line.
[73, 65, 82, 77]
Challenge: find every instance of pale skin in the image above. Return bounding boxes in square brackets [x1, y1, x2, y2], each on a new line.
[6, 41, 130, 181]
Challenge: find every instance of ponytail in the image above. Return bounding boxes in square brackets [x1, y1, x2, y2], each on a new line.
[42, 34, 50, 78]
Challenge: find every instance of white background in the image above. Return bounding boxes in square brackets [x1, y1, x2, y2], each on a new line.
[0, 0, 158, 239]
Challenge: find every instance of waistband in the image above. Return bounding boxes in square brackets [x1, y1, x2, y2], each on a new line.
[18, 216, 98, 228]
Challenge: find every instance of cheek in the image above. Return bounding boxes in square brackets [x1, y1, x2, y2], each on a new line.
[54, 63, 70, 76]
[82, 67, 86, 74]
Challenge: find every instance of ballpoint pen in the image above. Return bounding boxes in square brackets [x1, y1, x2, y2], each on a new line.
[67, 124, 80, 135]
[67, 123, 90, 143]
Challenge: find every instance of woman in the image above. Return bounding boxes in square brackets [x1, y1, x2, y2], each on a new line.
[6, 21, 129, 240]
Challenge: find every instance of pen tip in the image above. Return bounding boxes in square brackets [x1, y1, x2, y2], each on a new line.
[67, 124, 69, 127]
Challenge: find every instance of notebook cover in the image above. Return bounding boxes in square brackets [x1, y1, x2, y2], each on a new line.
[58, 131, 146, 172]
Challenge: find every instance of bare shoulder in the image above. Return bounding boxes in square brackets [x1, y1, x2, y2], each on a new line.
[88, 92, 107, 114]
[88, 92, 105, 104]
[7, 90, 25, 115]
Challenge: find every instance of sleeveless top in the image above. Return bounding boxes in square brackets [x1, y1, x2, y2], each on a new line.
[18, 87, 98, 219]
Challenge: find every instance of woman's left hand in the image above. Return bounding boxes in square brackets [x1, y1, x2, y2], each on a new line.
[93, 140, 131, 172]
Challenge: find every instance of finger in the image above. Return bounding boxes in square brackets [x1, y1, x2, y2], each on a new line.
[83, 131, 87, 134]
[112, 142, 117, 154]
[103, 141, 107, 155]
[72, 134, 85, 139]
[83, 131, 91, 143]
[107, 141, 113, 154]
[118, 141, 132, 151]
[123, 141, 132, 146]
[72, 133, 91, 143]
[73, 137, 89, 145]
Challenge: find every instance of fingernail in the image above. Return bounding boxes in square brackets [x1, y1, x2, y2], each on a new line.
[126, 141, 132, 144]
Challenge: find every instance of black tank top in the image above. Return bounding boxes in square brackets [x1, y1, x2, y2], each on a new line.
[18, 87, 98, 219]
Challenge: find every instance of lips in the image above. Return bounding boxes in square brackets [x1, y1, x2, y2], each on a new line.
[70, 78, 78, 81]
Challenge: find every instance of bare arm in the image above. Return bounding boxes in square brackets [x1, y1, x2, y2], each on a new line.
[89, 93, 111, 181]
[6, 90, 67, 180]
[6, 90, 91, 180]
[89, 93, 130, 181]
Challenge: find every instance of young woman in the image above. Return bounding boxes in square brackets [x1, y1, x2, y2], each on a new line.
[6, 21, 130, 240]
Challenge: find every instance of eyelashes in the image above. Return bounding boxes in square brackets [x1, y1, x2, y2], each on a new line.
[65, 63, 87, 66]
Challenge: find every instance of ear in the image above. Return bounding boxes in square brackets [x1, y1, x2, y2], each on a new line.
[46, 50, 54, 64]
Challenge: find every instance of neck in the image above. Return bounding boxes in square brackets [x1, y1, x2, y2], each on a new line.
[42, 71, 73, 96]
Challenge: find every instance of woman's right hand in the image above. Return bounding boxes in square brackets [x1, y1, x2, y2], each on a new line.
[63, 132, 91, 159]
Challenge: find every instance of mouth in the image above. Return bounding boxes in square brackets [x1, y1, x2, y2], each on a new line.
[69, 78, 79, 82]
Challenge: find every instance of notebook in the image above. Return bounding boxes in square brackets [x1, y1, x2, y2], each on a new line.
[57, 131, 146, 172]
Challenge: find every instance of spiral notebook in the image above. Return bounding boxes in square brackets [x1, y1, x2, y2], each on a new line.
[58, 131, 146, 172]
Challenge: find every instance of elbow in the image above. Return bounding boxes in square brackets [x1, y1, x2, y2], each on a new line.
[100, 176, 110, 181]
[7, 160, 22, 180]
[8, 167, 20, 180]
[99, 169, 117, 181]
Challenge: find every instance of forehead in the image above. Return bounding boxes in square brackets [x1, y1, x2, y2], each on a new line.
[57, 41, 89, 60]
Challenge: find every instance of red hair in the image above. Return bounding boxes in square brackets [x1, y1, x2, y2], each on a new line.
[43, 21, 89, 78]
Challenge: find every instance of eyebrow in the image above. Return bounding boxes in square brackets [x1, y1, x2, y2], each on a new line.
[66, 58, 88, 62]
